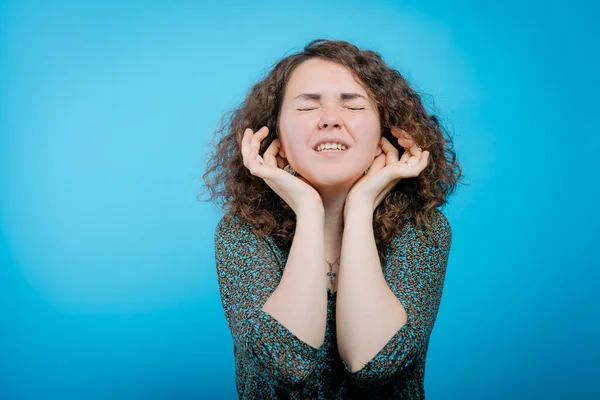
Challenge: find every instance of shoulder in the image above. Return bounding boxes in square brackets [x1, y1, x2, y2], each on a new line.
[215, 211, 242, 234]
[214, 211, 275, 251]
[393, 208, 452, 252]
[430, 209, 452, 254]
[430, 209, 452, 243]
[214, 211, 252, 245]
[215, 211, 256, 237]
[404, 208, 451, 233]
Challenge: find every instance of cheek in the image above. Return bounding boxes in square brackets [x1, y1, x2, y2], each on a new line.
[347, 116, 381, 144]
[280, 114, 314, 142]
[278, 126, 310, 162]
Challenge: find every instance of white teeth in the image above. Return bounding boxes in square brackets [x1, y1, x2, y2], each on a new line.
[316, 142, 347, 152]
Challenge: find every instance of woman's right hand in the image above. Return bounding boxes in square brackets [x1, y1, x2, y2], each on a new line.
[241, 126, 323, 215]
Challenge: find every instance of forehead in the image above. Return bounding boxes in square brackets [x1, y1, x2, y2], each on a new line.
[285, 58, 369, 98]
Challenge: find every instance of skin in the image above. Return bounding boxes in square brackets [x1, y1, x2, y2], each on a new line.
[240, 58, 432, 369]
[275, 58, 381, 266]
[277, 58, 382, 192]
[242, 58, 430, 279]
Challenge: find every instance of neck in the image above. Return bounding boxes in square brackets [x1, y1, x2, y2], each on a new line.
[318, 186, 350, 262]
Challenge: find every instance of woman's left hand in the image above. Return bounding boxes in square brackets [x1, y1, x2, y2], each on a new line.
[346, 128, 430, 213]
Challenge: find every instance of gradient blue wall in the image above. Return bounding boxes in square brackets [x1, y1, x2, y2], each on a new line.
[1, 0, 598, 399]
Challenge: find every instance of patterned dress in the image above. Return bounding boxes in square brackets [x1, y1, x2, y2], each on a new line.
[214, 209, 452, 399]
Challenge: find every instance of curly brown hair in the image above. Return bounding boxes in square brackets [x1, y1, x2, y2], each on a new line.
[200, 39, 464, 257]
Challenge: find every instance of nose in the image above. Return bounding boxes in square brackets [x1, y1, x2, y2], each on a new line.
[318, 107, 343, 130]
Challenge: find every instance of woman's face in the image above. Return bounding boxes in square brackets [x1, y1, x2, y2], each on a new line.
[278, 58, 381, 189]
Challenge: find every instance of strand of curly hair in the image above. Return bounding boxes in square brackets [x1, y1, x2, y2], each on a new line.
[200, 39, 465, 261]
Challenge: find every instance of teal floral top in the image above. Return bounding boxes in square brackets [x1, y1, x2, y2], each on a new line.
[215, 209, 452, 399]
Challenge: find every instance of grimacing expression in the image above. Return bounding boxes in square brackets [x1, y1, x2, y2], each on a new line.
[277, 58, 382, 188]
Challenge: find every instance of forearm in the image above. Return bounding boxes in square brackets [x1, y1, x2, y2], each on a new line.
[262, 204, 328, 349]
[336, 201, 408, 372]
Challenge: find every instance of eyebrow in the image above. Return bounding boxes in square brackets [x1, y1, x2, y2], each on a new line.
[292, 92, 368, 101]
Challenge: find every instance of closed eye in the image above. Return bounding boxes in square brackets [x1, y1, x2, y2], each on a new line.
[297, 107, 365, 111]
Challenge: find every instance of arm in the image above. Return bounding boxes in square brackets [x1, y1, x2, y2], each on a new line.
[215, 208, 327, 390]
[336, 206, 452, 388]
[261, 206, 328, 349]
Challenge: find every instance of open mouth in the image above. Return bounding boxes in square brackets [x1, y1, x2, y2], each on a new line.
[315, 148, 348, 153]
[314, 143, 349, 153]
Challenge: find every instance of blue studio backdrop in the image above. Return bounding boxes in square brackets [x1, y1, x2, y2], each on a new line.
[1, 0, 598, 399]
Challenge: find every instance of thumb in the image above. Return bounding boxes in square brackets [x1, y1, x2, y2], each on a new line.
[373, 152, 387, 171]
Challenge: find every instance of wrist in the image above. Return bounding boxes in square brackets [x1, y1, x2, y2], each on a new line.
[296, 199, 325, 219]
[345, 195, 374, 212]
[343, 197, 374, 222]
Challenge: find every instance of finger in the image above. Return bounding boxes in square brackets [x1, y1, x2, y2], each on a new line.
[391, 127, 415, 149]
[407, 150, 430, 173]
[241, 128, 253, 161]
[408, 146, 426, 167]
[276, 155, 285, 169]
[399, 148, 410, 164]
[248, 127, 269, 166]
[251, 126, 269, 152]
[263, 138, 281, 168]
[366, 152, 386, 176]
[400, 141, 423, 168]
[418, 151, 430, 169]
[248, 134, 261, 167]
[380, 137, 399, 165]
[242, 129, 261, 170]
[374, 153, 387, 172]
[409, 142, 423, 157]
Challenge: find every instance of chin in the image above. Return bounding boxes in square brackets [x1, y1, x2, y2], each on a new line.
[306, 172, 360, 189]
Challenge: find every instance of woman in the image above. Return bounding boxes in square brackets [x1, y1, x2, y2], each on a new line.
[202, 39, 462, 399]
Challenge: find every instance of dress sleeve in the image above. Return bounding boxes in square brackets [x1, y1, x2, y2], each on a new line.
[214, 212, 320, 391]
[341, 209, 452, 388]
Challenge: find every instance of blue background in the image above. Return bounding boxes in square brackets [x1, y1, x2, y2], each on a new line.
[1, 0, 598, 399]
